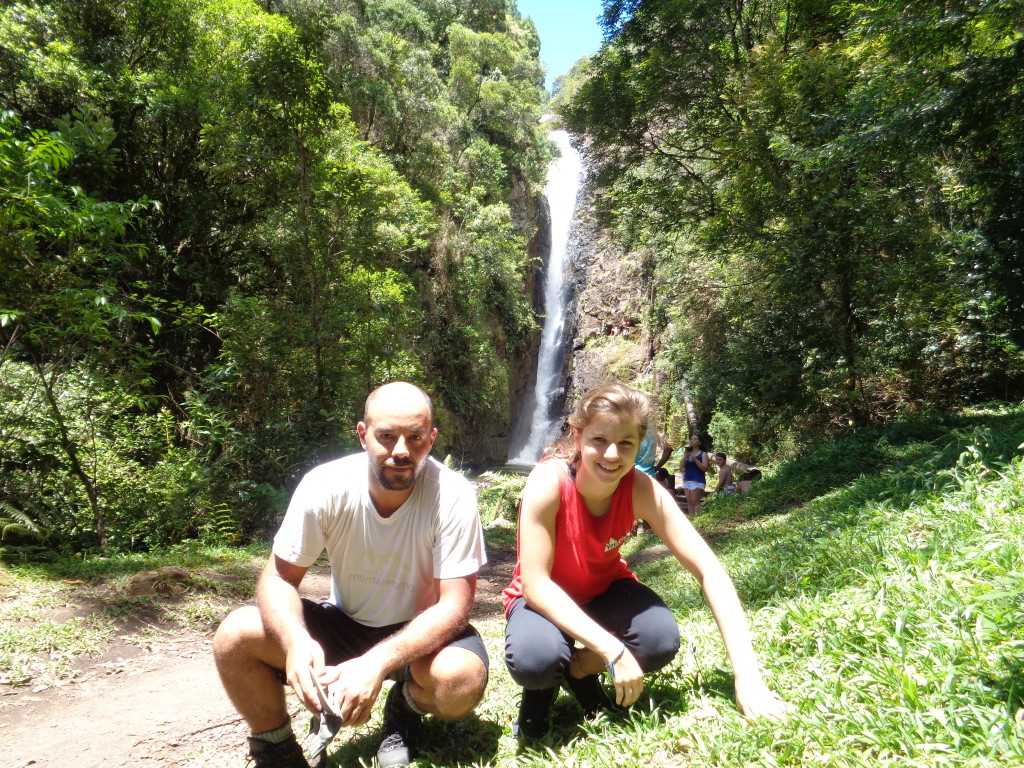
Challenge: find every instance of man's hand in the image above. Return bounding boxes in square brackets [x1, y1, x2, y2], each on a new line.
[318, 654, 388, 727]
[284, 634, 327, 714]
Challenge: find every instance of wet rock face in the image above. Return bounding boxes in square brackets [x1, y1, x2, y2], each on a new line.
[505, 195, 551, 459]
[576, 243, 646, 343]
[571, 335, 648, 396]
[564, 169, 651, 402]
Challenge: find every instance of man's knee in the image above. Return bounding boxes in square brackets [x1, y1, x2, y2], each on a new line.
[213, 605, 266, 664]
[424, 648, 488, 720]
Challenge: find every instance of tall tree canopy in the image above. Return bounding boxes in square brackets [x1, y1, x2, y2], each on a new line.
[565, 0, 1024, 444]
[1, 0, 549, 546]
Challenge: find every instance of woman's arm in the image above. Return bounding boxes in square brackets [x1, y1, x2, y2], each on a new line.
[694, 451, 711, 472]
[518, 463, 645, 705]
[637, 475, 791, 719]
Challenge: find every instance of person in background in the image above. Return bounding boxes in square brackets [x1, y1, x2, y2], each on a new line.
[637, 430, 675, 485]
[634, 427, 660, 478]
[713, 453, 760, 496]
[213, 382, 488, 768]
[502, 382, 792, 739]
[713, 452, 737, 495]
[636, 430, 675, 532]
[653, 432, 674, 487]
[679, 433, 710, 515]
[737, 468, 763, 493]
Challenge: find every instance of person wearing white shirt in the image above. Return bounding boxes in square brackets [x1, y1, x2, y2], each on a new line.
[214, 382, 487, 768]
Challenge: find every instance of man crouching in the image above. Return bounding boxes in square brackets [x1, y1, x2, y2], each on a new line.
[214, 382, 488, 768]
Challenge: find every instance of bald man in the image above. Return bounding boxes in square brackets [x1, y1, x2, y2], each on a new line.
[214, 382, 488, 768]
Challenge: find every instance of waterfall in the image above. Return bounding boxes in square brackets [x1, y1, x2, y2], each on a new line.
[508, 130, 583, 464]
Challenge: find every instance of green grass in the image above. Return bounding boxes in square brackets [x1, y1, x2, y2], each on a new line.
[6, 406, 1024, 766]
[0, 541, 262, 681]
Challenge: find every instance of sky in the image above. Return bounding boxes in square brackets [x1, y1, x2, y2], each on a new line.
[515, 0, 605, 91]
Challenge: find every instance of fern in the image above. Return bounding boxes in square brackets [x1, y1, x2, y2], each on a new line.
[0, 501, 52, 543]
[201, 502, 240, 544]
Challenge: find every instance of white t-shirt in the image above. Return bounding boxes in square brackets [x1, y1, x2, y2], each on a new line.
[273, 453, 486, 627]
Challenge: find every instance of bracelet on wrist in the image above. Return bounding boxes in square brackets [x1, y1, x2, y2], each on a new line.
[605, 642, 627, 680]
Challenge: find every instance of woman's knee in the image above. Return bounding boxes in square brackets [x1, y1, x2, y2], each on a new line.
[632, 614, 680, 672]
[505, 635, 570, 689]
[504, 601, 571, 689]
[505, 648, 569, 688]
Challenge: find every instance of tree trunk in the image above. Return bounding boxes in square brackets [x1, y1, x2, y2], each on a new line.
[33, 361, 106, 546]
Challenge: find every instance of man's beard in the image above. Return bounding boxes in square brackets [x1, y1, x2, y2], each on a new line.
[370, 456, 425, 491]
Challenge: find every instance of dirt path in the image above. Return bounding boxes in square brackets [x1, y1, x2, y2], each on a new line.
[0, 629, 242, 768]
[0, 534, 670, 768]
[0, 554, 520, 768]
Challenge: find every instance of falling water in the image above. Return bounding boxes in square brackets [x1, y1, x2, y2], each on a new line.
[508, 130, 583, 463]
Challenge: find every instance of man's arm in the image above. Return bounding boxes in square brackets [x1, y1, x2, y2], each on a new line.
[256, 554, 326, 714]
[322, 573, 476, 726]
[367, 573, 476, 674]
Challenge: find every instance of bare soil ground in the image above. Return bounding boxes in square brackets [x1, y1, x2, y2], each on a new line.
[0, 551, 521, 768]
[0, 528, 676, 768]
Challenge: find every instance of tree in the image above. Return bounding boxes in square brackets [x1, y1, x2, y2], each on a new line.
[0, 109, 158, 545]
[1, 0, 551, 546]
[564, 0, 1024, 447]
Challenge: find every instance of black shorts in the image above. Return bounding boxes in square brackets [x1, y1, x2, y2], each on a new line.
[300, 598, 489, 678]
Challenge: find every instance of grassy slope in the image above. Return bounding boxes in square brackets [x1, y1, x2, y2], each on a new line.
[600, 406, 1024, 768]
[3, 406, 1023, 766]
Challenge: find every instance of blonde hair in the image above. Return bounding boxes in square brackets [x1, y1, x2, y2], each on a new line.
[549, 382, 654, 463]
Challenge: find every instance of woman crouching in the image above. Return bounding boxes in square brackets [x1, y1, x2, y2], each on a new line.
[501, 382, 790, 738]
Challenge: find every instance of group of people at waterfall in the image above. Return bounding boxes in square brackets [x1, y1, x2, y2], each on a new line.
[214, 381, 790, 768]
[634, 428, 762, 517]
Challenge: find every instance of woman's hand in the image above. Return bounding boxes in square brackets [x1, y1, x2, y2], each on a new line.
[607, 646, 645, 707]
[734, 676, 794, 720]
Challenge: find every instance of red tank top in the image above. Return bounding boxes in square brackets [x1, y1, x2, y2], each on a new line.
[502, 459, 638, 616]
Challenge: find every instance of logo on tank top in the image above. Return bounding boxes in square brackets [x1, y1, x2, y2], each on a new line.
[604, 534, 629, 553]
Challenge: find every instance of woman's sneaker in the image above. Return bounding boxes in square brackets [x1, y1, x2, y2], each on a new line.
[513, 686, 557, 739]
[563, 674, 611, 717]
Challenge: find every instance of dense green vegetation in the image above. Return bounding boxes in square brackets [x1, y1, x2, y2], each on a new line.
[4, 408, 1022, 765]
[1, 0, 549, 548]
[564, 0, 1024, 448]
[2, 0, 1022, 554]
[4, 2, 1022, 763]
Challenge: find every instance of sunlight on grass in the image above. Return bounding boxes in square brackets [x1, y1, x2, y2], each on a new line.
[6, 409, 1024, 766]
[0, 606, 113, 683]
[0, 542, 264, 686]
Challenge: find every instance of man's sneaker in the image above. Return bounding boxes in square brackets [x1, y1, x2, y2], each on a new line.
[512, 686, 557, 739]
[377, 682, 421, 768]
[246, 735, 311, 768]
[563, 673, 611, 717]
